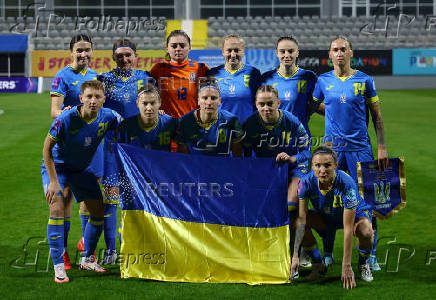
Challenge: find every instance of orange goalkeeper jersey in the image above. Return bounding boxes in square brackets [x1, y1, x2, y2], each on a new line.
[150, 59, 209, 118]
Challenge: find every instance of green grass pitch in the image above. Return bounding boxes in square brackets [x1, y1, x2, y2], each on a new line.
[0, 90, 435, 299]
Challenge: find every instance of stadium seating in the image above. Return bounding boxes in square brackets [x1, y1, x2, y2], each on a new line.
[0, 15, 435, 50]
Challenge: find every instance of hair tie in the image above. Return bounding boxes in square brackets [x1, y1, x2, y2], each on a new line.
[199, 85, 220, 93]
[114, 44, 136, 52]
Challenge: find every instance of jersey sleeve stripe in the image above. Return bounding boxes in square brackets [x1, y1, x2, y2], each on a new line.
[367, 95, 379, 103]
[48, 133, 59, 141]
[50, 91, 65, 97]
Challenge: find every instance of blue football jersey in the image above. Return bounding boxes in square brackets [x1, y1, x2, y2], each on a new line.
[298, 170, 371, 224]
[98, 68, 153, 118]
[48, 106, 121, 171]
[260, 67, 317, 135]
[313, 70, 379, 151]
[118, 114, 177, 151]
[176, 109, 244, 157]
[50, 66, 98, 108]
[207, 64, 261, 123]
[243, 110, 311, 163]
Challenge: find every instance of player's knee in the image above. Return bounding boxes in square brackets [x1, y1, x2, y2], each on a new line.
[49, 199, 65, 217]
[84, 199, 105, 218]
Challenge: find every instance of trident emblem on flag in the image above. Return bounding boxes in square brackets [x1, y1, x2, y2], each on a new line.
[374, 181, 391, 204]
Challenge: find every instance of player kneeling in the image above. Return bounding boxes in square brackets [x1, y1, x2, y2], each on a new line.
[291, 144, 374, 289]
[42, 80, 121, 283]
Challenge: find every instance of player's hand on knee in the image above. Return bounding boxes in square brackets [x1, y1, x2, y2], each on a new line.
[341, 264, 356, 289]
[46, 182, 63, 204]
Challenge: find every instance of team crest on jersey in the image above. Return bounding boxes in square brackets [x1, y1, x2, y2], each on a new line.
[123, 93, 130, 102]
[189, 72, 196, 82]
[229, 84, 236, 95]
[340, 94, 347, 103]
[374, 181, 390, 204]
[84, 137, 92, 147]
[284, 91, 291, 101]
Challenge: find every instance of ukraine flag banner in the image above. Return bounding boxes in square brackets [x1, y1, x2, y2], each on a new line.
[113, 144, 291, 285]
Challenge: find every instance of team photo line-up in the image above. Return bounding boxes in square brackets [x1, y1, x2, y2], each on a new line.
[42, 29, 388, 289]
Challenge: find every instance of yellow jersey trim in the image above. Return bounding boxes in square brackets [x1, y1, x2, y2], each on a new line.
[277, 66, 299, 79]
[138, 116, 159, 133]
[225, 64, 244, 75]
[112, 69, 136, 82]
[367, 95, 379, 103]
[50, 91, 65, 97]
[195, 110, 218, 130]
[334, 70, 357, 82]
[48, 133, 58, 141]
[68, 65, 89, 76]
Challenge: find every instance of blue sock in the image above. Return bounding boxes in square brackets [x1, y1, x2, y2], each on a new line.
[304, 243, 322, 263]
[83, 216, 104, 258]
[64, 217, 71, 251]
[80, 213, 89, 237]
[322, 229, 336, 257]
[288, 208, 297, 255]
[47, 217, 64, 265]
[371, 216, 378, 256]
[357, 247, 371, 265]
[104, 203, 118, 251]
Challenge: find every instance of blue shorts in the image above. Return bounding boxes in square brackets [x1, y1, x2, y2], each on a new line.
[289, 161, 309, 179]
[337, 147, 374, 183]
[87, 142, 104, 178]
[102, 132, 119, 187]
[41, 164, 103, 202]
[309, 207, 372, 234]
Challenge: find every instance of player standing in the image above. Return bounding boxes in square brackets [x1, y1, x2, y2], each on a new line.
[150, 30, 209, 119]
[207, 34, 261, 123]
[49, 34, 102, 268]
[261, 36, 317, 137]
[42, 80, 121, 283]
[313, 36, 388, 270]
[243, 85, 311, 227]
[291, 144, 374, 289]
[97, 38, 153, 264]
[176, 78, 244, 157]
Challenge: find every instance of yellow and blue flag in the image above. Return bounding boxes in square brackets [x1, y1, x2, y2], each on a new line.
[113, 144, 291, 284]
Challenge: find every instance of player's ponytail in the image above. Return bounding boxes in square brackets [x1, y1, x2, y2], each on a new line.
[69, 34, 93, 51]
[313, 143, 338, 163]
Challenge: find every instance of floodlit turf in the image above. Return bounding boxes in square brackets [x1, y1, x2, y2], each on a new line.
[0, 90, 435, 299]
